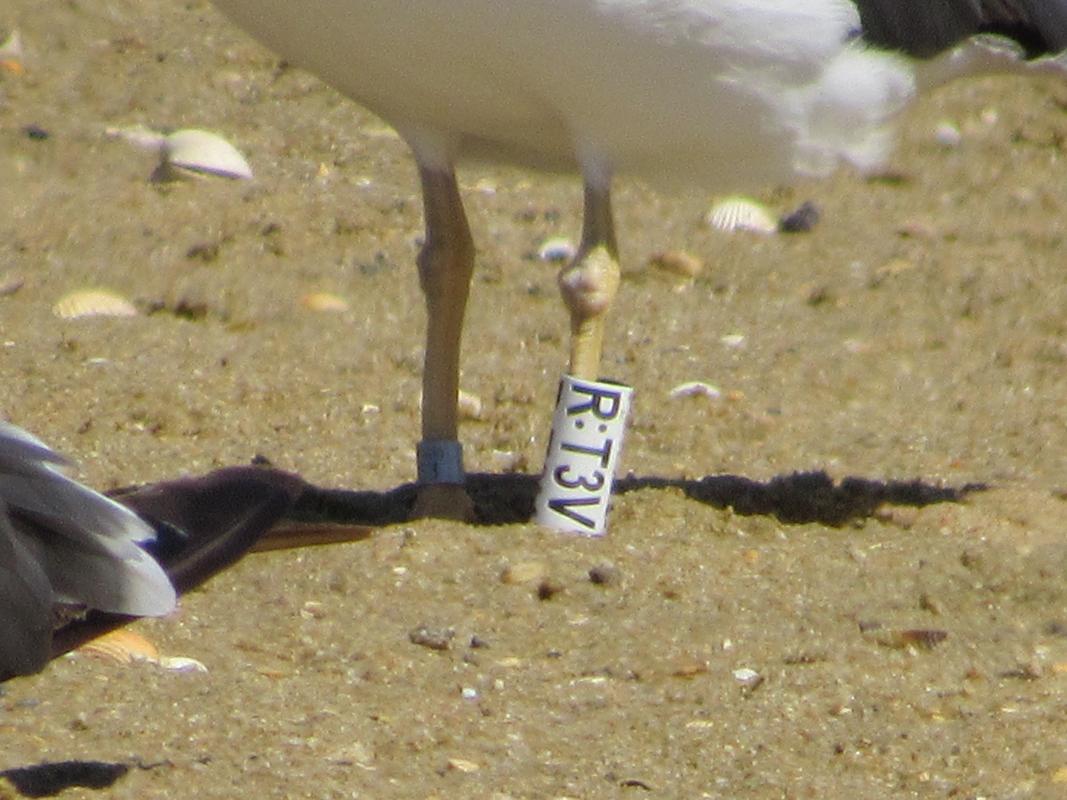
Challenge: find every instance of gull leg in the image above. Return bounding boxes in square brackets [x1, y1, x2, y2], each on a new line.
[558, 179, 620, 380]
[411, 164, 477, 520]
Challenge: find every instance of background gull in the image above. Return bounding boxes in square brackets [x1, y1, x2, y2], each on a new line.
[200, 0, 1067, 520]
[206, 0, 1067, 520]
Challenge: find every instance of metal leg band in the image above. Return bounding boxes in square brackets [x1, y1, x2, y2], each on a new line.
[416, 439, 465, 485]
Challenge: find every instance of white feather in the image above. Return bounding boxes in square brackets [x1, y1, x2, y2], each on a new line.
[209, 0, 916, 186]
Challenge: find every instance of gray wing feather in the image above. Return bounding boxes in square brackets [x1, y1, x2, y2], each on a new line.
[0, 422, 176, 677]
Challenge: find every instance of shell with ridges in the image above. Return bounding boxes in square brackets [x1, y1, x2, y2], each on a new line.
[53, 289, 138, 320]
[706, 196, 777, 235]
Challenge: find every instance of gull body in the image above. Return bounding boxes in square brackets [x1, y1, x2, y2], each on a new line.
[208, 0, 1067, 517]
[0, 423, 176, 678]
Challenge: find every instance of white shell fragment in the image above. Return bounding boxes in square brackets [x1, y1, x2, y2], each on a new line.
[719, 333, 745, 348]
[537, 236, 576, 262]
[107, 125, 253, 180]
[669, 381, 722, 400]
[706, 196, 777, 235]
[165, 128, 253, 179]
[158, 656, 209, 674]
[457, 389, 484, 420]
[732, 667, 764, 689]
[53, 289, 139, 320]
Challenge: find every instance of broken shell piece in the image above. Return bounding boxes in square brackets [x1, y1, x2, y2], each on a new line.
[107, 125, 252, 180]
[719, 333, 745, 348]
[732, 667, 764, 689]
[537, 236, 576, 262]
[301, 291, 350, 312]
[158, 656, 208, 673]
[669, 381, 722, 400]
[706, 196, 777, 235]
[53, 289, 138, 320]
[446, 758, 480, 773]
[649, 249, 703, 278]
[457, 389, 483, 420]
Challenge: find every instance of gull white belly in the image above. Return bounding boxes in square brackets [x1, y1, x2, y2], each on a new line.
[211, 0, 913, 186]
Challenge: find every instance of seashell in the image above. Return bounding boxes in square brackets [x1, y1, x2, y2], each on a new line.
[106, 125, 252, 180]
[537, 236, 576, 262]
[719, 333, 745, 348]
[669, 381, 721, 400]
[457, 389, 483, 420]
[446, 758, 480, 773]
[163, 128, 253, 180]
[53, 289, 138, 320]
[732, 667, 764, 689]
[78, 629, 159, 665]
[106, 123, 166, 151]
[649, 249, 703, 278]
[706, 196, 777, 235]
[301, 291, 350, 312]
[158, 656, 208, 673]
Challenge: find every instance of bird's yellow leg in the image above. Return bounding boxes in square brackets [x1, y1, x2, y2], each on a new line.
[558, 180, 620, 380]
[412, 165, 476, 520]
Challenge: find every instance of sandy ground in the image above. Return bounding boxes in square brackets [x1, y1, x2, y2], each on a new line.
[2, 2, 1067, 798]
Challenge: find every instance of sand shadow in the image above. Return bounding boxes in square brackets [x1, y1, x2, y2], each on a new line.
[0, 760, 134, 797]
[290, 470, 987, 528]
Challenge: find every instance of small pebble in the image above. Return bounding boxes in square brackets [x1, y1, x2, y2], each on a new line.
[778, 200, 820, 233]
[588, 562, 620, 586]
[536, 578, 564, 600]
[409, 625, 455, 651]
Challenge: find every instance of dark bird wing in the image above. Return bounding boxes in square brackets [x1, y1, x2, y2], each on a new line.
[854, 0, 1067, 58]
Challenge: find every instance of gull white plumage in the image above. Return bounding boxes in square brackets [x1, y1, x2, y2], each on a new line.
[0, 422, 176, 678]
[208, 0, 1067, 518]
